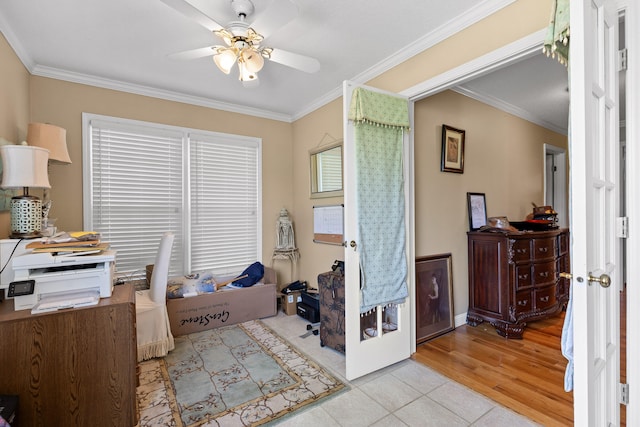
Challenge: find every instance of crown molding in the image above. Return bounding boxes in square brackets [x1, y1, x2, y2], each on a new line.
[4, 0, 516, 123]
[400, 30, 546, 99]
[31, 65, 293, 122]
[349, 0, 517, 87]
[452, 86, 568, 135]
[292, 0, 516, 121]
[0, 12, 35, 70]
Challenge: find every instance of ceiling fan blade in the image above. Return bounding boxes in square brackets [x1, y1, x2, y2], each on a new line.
[159, 0, 224, 32]
[250, 0, 298, 39]
[268, 49, 320, 74]
[168, 45, 220, 60]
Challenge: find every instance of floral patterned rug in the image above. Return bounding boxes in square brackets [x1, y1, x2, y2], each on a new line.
[137, 320, 346, 426]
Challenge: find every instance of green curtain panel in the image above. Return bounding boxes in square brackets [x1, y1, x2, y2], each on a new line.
[348, 87, 409, 314]
[543, 0, 570, 66]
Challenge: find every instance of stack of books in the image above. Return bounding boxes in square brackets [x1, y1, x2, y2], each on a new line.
[26, 231, 109, 256]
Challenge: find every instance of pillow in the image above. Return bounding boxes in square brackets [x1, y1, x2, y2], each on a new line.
[232, 262, 264, 288]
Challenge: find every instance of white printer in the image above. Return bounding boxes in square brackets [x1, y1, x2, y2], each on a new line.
[9, 250, 116, 311]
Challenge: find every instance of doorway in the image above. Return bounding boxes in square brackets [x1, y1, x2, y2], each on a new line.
[405, 8, 632, 423]
[544, 144, 568, 228]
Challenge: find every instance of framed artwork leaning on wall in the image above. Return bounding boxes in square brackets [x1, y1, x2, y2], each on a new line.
[415, 253, 454, 344]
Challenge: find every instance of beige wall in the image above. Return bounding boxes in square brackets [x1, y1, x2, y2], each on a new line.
[0, 33, 29, 237]
[291, 99, 344, 286]
[25, 77, 295, 281]
[413, 90, 566, 316]
[290, 0, 565, 316]
[0, 33, 31, 238]
[1, 0, 566, 309]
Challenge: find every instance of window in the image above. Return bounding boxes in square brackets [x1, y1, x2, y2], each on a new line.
[83, 113, 261, 280]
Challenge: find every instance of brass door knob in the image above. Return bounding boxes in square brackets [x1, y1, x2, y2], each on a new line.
[560, 272, 611, 288]
[588, 273, 611, 288]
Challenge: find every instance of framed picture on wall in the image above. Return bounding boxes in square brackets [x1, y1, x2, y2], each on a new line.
[467, 192, 487, 231]
[440, 124, 465, 173]
[415, 253, 454, 344]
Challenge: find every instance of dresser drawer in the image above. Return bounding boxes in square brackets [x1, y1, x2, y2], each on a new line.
[534, 286, 557, 310]
[511, 240, 531, 262]
[532, 237, 556, 260]
[558, 232, 569, 256]
[532, 261, 556, 286]
[515, 290, 533, 314]
[515, 265, 532, 290]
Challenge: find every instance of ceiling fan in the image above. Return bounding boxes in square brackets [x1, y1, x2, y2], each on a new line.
[161, 0, 320, 86]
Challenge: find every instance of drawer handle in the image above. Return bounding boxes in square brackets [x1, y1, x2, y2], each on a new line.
[516, 249, 527, 253]
[517, 300, 528, 306]
[539, 272, 549, 278]
[518, 274, 529, 280]
[539, 296, 550, 302]
[538, 247, 548, 253]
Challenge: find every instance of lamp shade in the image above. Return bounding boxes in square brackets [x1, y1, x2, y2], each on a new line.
[238, 60, 257, 82]
[27, 123, 71, 164]
[213, 48, 237, 74]
[0, 145, 51, 189]
[241, 48, 264, 73]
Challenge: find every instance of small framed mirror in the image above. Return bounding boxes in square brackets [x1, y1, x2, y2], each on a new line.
[310, 141, 343, 198]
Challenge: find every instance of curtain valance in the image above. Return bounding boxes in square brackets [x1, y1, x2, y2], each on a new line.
[543, 0, 570, 66]
[348, 87, 410, 130]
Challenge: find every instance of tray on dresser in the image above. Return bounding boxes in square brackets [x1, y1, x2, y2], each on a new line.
[510, 220, 559, 232]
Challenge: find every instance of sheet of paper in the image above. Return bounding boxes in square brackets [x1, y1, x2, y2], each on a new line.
[313, 205, 343, 235]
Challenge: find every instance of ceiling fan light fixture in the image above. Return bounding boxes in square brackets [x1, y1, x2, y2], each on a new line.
[214, 28, 234, 46]
[260, 47, 273, 59]
[238, 60, 258, 82]
[241, 47, 264, 73]
[165, 0, 320, 88]
[213, 48, 237, 74]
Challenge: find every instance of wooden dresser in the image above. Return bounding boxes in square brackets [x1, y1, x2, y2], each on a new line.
[0, 283, 138, 426]
[466, 228, 570, 338]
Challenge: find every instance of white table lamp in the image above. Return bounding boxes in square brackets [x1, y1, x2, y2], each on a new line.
[0, 145, 51, 238]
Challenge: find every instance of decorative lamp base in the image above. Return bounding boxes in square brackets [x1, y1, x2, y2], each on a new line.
[10, 195, 43, 239]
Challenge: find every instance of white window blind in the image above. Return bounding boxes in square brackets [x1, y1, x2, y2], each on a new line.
[83, 114, 261, 279]
[190, 133, 260, 273]
[317, 148, 342, 192]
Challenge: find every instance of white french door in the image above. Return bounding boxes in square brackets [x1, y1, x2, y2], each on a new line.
[570, 0, 622, 424]
[342, 81, 414, 380]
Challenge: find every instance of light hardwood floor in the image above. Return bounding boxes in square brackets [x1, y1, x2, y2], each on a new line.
[414, 292, 628, 427]
[414, 313, 573, 426]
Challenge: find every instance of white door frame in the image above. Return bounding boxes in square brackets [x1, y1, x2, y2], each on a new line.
[544, 143, 568, 228]
[618, 0, 639, 422]
[399, 12, 637, 424]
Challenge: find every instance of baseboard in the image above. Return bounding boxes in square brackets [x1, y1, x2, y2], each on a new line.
[454, 312, 467, 328]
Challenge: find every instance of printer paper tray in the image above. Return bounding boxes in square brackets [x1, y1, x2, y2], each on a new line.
[31, 288, 100, 314]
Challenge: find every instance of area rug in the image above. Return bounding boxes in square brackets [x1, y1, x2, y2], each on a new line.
[137, 319, 346, 427]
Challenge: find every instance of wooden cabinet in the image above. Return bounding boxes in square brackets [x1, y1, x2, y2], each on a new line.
[0, 283, 138, 426]
[466, 229, 570, 338]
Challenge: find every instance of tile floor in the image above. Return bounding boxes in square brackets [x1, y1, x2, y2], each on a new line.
[261, 312, 542, 427]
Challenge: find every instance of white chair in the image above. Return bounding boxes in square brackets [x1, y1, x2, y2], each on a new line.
[136, 232, 175, 362]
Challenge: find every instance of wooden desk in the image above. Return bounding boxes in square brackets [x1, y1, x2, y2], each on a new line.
[0, 283, 138, 426]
